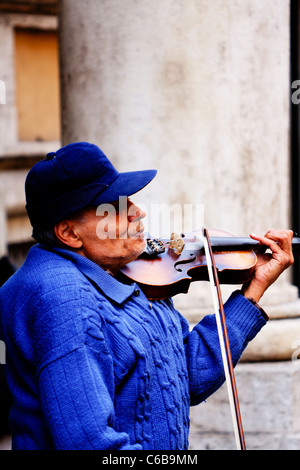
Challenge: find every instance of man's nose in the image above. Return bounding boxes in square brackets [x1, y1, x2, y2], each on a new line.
[128, 202, 146, 222]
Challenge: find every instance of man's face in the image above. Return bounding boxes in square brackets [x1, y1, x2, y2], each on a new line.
[70, 198, 147, 273]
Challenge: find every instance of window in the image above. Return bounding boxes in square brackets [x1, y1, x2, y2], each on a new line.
[14, 28, 60, 142]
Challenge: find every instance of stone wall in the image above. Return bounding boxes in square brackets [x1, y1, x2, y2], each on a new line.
[0, 13, 59, 260]
[189, 362, 300, 450]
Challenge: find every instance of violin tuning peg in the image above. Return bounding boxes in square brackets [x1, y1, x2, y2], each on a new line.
[144, 237, 166, 256]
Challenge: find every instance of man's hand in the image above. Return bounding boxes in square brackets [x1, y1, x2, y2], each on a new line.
[242, 229, 294, 302]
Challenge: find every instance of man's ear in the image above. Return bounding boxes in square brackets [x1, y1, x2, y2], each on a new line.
[54, 220, 83, 249]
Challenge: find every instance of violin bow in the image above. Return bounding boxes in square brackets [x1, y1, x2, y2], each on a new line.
[202, 227, 246, 450]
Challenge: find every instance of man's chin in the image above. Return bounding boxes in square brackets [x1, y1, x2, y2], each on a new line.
[137, 236, 147, 252]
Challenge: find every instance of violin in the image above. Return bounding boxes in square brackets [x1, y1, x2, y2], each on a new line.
[120, 229, 300, 300]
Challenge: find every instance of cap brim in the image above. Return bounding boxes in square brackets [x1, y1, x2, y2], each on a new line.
[92, 169, 157, 204]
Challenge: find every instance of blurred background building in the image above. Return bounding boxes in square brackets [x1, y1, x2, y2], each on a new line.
[1, 0, 300, 450]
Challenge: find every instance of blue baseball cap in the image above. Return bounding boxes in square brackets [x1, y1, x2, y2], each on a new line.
[25, 142, 157, 229]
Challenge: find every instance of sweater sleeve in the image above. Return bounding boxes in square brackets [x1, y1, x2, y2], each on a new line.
[182, 291, 267, 406]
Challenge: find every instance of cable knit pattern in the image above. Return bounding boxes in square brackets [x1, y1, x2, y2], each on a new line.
[0, 245, 267, 450]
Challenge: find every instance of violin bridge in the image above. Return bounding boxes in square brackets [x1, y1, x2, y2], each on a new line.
[169, 233, 185, 255]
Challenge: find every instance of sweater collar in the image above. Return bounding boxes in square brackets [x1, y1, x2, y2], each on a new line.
[40, 245, 137, 304]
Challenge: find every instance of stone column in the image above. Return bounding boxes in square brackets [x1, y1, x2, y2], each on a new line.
[59, 0, 300, 449]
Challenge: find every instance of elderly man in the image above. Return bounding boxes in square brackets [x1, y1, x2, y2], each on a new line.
[0, 142, 294, 450]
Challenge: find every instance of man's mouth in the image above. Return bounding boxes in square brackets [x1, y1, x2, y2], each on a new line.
[129, 222, 145, 239]
[130, 230, 145, 240]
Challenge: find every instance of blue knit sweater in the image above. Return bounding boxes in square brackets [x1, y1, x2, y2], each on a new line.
[0, 245, 267, 450]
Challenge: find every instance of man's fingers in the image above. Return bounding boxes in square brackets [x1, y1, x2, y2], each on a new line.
[250, 232, 281, 253]
[264, 228, 293, 242]
[250, 229, 294, 268]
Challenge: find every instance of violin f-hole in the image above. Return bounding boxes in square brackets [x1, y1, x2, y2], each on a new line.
[174, 253, 196, 272]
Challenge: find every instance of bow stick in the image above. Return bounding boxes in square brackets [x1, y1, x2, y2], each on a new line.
[202, 227, 246, 450]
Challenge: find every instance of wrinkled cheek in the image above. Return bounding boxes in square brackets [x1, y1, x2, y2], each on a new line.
[96, 218, 118, 240]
